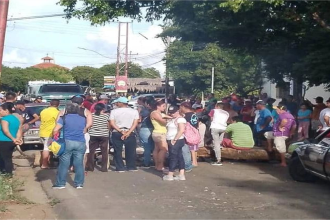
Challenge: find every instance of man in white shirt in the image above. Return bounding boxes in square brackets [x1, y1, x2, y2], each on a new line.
[208, 103, 229, 166]
[319, 98, 330, 131]
[110, 97, 139, 172]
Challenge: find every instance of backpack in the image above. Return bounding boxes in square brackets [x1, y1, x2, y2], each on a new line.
[184, 122, 201, 146]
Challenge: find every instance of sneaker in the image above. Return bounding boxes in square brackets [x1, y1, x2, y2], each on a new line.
[163, 175, 174, 181]
[211, 161, 223, 166]
[128, 169, 138, 172]
[52, 185, 65, 189]
[185, 168, 192, 173]
[116, 170, 125, 173]
[174, 175, 186, 181]
[76, 186, 83, 189]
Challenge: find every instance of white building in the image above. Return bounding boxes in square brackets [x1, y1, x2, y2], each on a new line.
[262, 79, 330, 104]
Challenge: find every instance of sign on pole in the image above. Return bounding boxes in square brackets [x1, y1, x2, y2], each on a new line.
[115, 75, 128, 93]
[103, 76, 116, 90]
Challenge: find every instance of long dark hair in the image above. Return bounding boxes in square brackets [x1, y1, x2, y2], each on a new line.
[94, 103, 106, 116]
[149, 99, 165, 111]
[1, 102, 15, 114]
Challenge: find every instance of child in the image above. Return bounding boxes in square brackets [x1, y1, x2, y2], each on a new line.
[197, 115, 207, 166]
[297, 103, 312, 141]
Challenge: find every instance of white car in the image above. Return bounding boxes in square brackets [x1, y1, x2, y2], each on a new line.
[128, 94, 166, 109]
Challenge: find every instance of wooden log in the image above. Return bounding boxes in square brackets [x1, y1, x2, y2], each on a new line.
[197, 146, 280, 161]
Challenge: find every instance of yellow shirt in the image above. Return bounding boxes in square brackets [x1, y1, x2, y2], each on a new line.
[151, 112, 167, 134]
[39, 107, 59, 138]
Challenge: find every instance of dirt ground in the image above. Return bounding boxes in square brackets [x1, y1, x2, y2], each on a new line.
[0, 203, 55, 219]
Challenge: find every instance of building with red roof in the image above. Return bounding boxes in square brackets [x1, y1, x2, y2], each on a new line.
[32, 55, 68, 70]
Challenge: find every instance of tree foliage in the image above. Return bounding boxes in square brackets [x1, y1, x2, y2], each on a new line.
[59, 0, 330, 92]
[1, 66, 73, 92]
[167, 42, 264, 96]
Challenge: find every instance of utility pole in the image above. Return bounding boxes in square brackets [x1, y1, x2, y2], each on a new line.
[0, 0, 9, 79]
[211, 67, 215, 93]
[163, 36, 173, 104]
[115, 22, 130, 94]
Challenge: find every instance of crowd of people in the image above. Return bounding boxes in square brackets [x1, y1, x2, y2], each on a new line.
[0, 90, 330, 189]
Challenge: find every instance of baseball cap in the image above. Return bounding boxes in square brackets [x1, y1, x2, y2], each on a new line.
[168, 105, 179, 114]
[71, 96, 84, 105]
[36, 96, 42, 100]
[256, 100, 266, 105]
[273, 104, 287, 111]
[0, 94, 4, 99]
[99, 94, 110, 100]
[116, 97, 129, 103]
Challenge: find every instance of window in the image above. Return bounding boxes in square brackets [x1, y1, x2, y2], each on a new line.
[39, 85, 82, 93]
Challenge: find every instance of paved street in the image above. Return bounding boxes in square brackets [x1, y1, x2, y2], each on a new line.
[34, 161, 330, 219]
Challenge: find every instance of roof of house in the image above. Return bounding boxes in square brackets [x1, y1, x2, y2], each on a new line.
[32, 62, 69, 70]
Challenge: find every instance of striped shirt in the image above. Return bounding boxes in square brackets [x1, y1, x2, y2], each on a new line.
[225, 122, 254, 148]
[89, 113, 110, 137]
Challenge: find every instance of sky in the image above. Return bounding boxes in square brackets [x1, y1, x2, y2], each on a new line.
[3, 0, 166, 76]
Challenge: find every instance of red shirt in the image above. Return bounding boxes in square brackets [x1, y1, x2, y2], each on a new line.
[241, 106, 254, 122]
[90, 101, 107, 113]
[82, 100, 93, 110]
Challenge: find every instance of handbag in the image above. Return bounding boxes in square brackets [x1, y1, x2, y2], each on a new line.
[48, 115, 66, 157]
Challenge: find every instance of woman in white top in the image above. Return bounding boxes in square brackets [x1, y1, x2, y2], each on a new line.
[163, 105, 186, 181]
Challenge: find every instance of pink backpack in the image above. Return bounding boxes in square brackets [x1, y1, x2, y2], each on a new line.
[184, 122, 201, 146]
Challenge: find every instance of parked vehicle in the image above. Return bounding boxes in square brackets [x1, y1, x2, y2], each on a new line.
[38, 83, 83, 102]
[23, 103, 66, 145]
[128, 94, 165, 109]
[289, 128, 330, 182]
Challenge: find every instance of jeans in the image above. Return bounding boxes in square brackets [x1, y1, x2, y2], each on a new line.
[211, 128, 225, 161]
[87, 136, 109, 171]
[167, 139, 185, 172]
[0, 141, 15, 174]
[182, 144, 192, 170]
[55, 140, 86, 187]
[112, 132, 137, 171]
[139, 128, 154, 166]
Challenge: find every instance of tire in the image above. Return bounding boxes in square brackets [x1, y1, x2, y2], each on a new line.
[289, 156, 316, 182]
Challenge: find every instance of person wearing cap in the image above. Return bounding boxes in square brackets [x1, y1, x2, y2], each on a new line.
[264, 105, 296, 167]
[82, 94, 94, 111]
[15, 101, 40, 131]
[309, 96, 326, 135]
[90, 94, 109, 113]
[240, 99, 254, 128]
[255, 100, 273, 151]
[52, 96, 93, 189]
[319, 98, 330, 133]
[163, 105, 186, 181]
[39, 99, 60, 169]
[34, 96, 43, 103]
[110, 97, 140, 172]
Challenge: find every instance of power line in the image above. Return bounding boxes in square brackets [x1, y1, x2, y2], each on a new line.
[7, 14, 67, 21]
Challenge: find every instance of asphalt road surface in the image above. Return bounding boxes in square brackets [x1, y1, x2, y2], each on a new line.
[34, 161, 330, 219]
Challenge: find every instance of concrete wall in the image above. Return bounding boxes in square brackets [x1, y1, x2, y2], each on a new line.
[262, 80, 330, 104]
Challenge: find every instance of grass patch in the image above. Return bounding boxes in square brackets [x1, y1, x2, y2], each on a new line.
[49, 198, 61, 207]
[0, 175, 34, 212]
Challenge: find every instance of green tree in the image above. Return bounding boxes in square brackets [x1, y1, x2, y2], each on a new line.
[99, 63, 160, 78]
[70, 66, 105, 88]
[167, 41, 264, 96]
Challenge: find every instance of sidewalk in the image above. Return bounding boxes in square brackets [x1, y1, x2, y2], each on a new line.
[0, 155, 57, 220]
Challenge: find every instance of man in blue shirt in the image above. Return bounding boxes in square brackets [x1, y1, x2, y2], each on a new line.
[255, 100, 273, 152]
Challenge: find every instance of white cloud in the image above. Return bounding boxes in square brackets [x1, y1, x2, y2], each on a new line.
[86, 24, 166, 75]
[3, 49, 28, 66]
